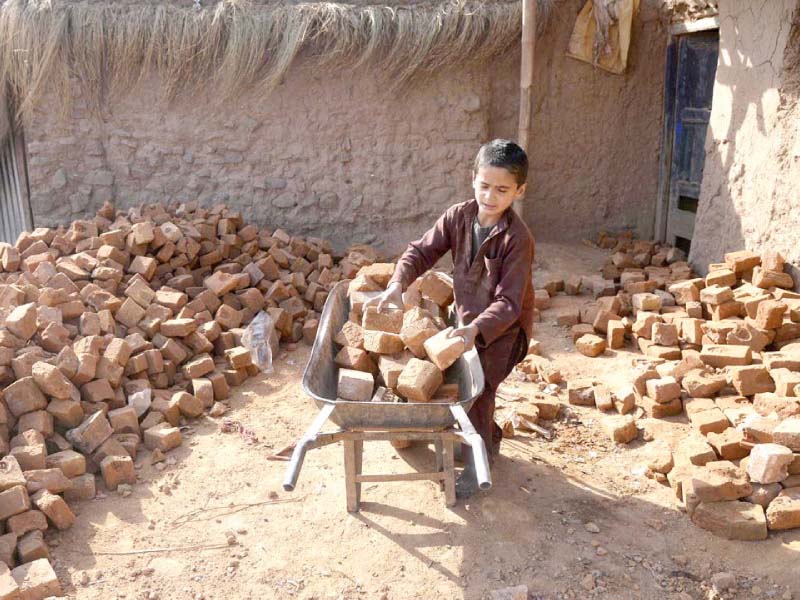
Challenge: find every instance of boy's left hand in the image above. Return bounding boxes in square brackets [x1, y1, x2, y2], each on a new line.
[448, 324, 480, 351]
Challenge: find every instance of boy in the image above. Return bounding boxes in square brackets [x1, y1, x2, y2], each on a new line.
[366, 139, 535, 498]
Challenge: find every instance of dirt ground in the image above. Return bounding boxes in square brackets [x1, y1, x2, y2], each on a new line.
[48, 242, 799, 600]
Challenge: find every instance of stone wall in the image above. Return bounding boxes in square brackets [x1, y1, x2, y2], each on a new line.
[690, 0, 800, 275]
[22, 0, 668, 255]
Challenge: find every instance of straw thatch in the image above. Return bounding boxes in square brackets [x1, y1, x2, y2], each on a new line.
[0, 0, 558, 121]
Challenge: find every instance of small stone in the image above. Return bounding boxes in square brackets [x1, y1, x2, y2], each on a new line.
[584, 522, 600, 533]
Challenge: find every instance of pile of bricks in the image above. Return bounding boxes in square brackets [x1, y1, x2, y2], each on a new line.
[553, 233, 800, 540]
[0, 201, 350, 597]
[336, 268, 465, 405]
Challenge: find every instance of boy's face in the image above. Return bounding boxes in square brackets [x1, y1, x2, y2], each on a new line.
[472, 166, 526, 220]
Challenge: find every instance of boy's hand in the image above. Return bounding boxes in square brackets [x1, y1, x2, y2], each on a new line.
[364, 281, 404, 313]
[448, 323, 479, 351]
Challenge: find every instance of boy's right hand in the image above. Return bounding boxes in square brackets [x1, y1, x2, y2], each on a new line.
[364, 281, 404, 312]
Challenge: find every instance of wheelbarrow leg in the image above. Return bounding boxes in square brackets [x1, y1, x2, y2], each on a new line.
[443, 438, 456, 507]
[344, 439, 361, 513]
[434, 439, 444, 491]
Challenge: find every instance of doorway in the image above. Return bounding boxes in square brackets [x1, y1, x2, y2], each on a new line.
[656, 28, 719, 254]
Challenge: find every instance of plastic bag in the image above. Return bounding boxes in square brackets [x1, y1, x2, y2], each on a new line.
[128, 388, 152, 417]
[242, 310, 278, 373]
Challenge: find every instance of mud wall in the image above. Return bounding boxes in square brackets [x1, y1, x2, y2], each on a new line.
[23, 0, 668, 255]
[690, 0, 800, 274]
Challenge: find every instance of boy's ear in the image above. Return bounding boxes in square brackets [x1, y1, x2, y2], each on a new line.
[516, 183, 527, 197]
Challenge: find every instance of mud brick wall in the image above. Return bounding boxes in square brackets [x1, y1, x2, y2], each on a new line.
[22, 0, 668, 255]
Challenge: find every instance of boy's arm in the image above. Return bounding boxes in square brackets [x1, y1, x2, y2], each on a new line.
[470, 235, 534, 346]
[388, 207, 455, 291]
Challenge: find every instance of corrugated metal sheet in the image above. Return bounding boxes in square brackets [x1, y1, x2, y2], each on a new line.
[0, 127, 26, 245]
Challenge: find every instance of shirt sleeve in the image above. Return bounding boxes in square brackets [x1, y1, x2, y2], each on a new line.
[389, 206, 455, 291]
[471, 233, 534, 346]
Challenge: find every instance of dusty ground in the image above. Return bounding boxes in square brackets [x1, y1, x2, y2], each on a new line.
[47, 242, 799, 600]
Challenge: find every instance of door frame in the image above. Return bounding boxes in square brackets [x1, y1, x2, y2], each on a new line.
[654, 16, 720, 243]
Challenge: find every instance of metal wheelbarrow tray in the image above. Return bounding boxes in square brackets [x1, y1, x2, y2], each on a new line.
[283, 280, 491, 494]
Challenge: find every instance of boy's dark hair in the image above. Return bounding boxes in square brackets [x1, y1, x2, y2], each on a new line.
[473, 139, 528, 186]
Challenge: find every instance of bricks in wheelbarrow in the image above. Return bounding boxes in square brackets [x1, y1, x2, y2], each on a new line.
[397, 359, 443, 403]
[418, 271, 454, 307]
[362, 306, 404, 334]
[338, 368, 374, 402]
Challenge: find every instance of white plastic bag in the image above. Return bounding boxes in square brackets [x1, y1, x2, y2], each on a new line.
[128, 388, 152, 417]
[242, 310, 278, 373]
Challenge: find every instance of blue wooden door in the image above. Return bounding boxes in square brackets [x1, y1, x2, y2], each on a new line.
[664, 30, 719, 254]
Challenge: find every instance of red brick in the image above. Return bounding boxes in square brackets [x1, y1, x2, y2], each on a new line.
[11, 558, 62, 599]
[143, 423, 182, 452]
[0, 486, 30, 521]
[3, 378, 47, 418]
[31, 490, 75, 530]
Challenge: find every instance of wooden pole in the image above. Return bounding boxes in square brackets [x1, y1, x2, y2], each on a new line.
[515, 0, 536, 219]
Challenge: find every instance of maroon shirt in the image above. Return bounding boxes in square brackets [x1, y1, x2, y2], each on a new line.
[390, 199, 535, 354]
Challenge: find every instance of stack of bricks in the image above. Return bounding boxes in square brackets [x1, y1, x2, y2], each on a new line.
[0, 200, 353, 596]
[568, 233, 800, 541]
[335, 267, 464, 404]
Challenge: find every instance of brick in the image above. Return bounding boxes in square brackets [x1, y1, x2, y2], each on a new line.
[174, 391, 203, 418]
[116, 297, 146, 328]
[555, 309, 580, 327]
[400, 317, 439, 358]
[0, 533, 15, 569]
[16, 530, 48, 564]
[363, 331, 404, 354]
[773, 417, 800, 451]
[16, 411, 52, 437]
[107, 406, 140, 435]
[746, 443, 794, 484]
[143, 423, 182, 452]
[724, 250, 761, 273]
[418, 272, 453, 306]
[45, 450, 85, 479]
[302, 319, 319, 345]
[3, 378, 47, 418]
[362, 307, 403, 334]
[681, 369, 726, 397]
[570, 323, 595, 342]
[5, 303, 37, 342]
[159, 317, 197, 337]
[753, 266, 794, 289]
[772, 368, 800, 396]
[602, 415, 637, 444]
[0, 486, 29, 521]
[11, 558, 62, 599]
[568, 379, 595, 406]
[334, 347, 376, 374]
[100, 455, 135, 490]
[128, 255, 157, 280]
[689, 408, 729, 435]
[766, 487, 800, 530]
[8, 447, 45, 473]
[192, 378, 215, 408]
[80, 378, 114, 403]
[607, 320, 625, 349]
[705, 268, 736, 288]
[645, 376, 680, 403]
[397, 359, 442, 403]
[631, 293, 661, 312]
[564, 276, 582, 295]
[182, 353, 215, 379]
[575, 334, 606, 357]
[423, 327, 466, 370]
[337, 368, 374, 402]
[215, 304, 243, 330]
[208, 371, 229, 401]
[377, 352, 413, 388]
[642, 395, 682, 418]
[125, 278, 155, 308]
[225, 346, 253, 370]
[591, 309, 620, 334]
[72, 352, 98, 385]
[651, 322, 678, 347]
[204, 271, 239, 296]
[45, 399, 84, 429]
[64, 473, 96, 502]
[31, 490, 75, 530]
[700, 345, 752, 368]
[691, 460, 751, 502]
[0, 458, 26, 493]
[612, 385, 635, 414]
[692, 501, 767, 541]
[728, 365, 775, 396]
[66, 412, 113, 454]
[753, 300, 787, 329]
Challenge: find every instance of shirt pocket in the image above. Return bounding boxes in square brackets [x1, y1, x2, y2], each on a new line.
[482, 256, 503, 292]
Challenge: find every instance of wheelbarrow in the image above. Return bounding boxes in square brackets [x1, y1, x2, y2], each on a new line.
[282, 280, 491, 510]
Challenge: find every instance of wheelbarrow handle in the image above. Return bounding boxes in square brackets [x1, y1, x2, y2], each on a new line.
[449, 404, 492, 491]
[283, 403, 336, 492]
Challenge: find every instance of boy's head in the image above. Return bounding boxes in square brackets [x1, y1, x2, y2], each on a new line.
[472, 139, 528, 220]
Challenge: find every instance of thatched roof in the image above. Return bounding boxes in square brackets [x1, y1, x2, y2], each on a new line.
[0, 0, 557, 122]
